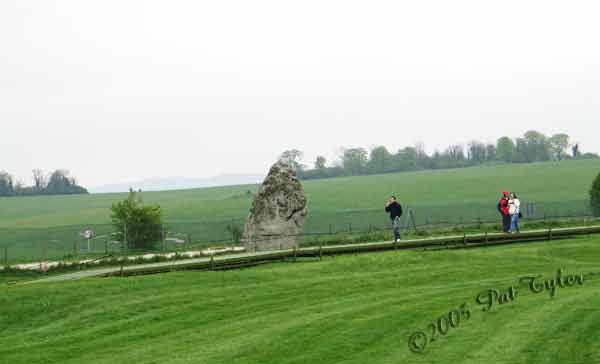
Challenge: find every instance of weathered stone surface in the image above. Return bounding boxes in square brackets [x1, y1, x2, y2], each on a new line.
[243, 161, 308, 251]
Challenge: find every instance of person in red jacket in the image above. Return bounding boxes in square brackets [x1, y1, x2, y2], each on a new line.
[498, 191, 511, 232]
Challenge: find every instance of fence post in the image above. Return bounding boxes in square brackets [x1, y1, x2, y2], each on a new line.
[41, 241, 47, 271]
[348, 223, 352, 233]
[162, 224, 166, 252]
[210, 255, 214, 271]
[548, 228, 553, 241]
[409, 210, 418, 233]
[3, 247, 8, 269]
[123, 223, 128, 253]
[319, 245, 322, 261]
[477, 217, 482, 230]
[329, 224, 333, 235]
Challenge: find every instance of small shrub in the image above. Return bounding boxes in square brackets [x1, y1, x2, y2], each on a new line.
[110, 190, 163, 250]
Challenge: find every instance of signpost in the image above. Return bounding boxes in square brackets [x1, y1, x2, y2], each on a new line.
[81, 228, 95, 252]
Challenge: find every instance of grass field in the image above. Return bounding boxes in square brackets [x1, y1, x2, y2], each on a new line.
[1, 235, 599, 364]
[1, 159, 599, 263]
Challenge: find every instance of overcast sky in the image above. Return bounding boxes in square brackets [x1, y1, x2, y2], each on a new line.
[1, 0, 599, 188]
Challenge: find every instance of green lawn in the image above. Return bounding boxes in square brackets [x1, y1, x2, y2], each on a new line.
[1, 236, 599, 364]
[1, 159, 599, 263]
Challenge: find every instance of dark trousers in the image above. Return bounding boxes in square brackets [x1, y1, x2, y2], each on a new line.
[502, 214, 511, 232]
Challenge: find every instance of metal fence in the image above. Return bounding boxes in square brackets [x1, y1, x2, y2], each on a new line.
[0, 199, 597, 265]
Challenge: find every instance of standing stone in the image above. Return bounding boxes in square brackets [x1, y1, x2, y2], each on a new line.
[244, 161, 308, 251]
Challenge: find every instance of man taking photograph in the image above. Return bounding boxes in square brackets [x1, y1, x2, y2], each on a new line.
[385, 195, 403, 242]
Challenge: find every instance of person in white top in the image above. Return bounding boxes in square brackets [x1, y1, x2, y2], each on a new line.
[508, 192, 521, 233]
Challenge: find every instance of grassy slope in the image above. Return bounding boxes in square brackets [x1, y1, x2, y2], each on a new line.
[1, 236, 599, 364]
[1, 159, 599, 263]
[1, 159, 599, 228]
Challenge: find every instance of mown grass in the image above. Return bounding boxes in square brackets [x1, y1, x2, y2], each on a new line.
[1, 236, 599, 364]
[1, 159, 599, 263]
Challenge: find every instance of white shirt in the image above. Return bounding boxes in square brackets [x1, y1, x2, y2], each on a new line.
[509, 198, 520, 215]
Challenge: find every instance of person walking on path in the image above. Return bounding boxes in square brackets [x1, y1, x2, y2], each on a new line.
[498, 191, 511, 233]
[508, 192, 521, 233]
[385, 195, 403, 242]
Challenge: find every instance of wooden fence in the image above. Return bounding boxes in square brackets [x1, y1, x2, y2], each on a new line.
[103, 225, 600, 278]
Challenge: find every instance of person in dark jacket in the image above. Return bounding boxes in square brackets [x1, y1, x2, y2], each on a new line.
[385, 195, 403, 242]
[498, 191, 511, 232]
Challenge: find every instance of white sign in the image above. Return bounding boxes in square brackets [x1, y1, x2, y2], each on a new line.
[82, 229, 95, 240]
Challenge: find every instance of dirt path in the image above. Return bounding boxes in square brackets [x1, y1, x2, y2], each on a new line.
[24, 251, 262, 284]
[4, 247, 245, 272]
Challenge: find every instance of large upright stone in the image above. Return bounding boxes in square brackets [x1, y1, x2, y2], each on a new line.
[244, 161, 308, 251]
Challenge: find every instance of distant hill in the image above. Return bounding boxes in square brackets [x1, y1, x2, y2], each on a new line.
[90, 173, 264, 193]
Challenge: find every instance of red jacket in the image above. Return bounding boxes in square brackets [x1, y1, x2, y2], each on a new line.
[499, 198, 509, 215]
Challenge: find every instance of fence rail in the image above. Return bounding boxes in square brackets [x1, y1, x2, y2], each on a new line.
[102, 225, 600, 277]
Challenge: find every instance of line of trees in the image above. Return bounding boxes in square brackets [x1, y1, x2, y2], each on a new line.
[278, 131, 599, 180]
[0, 169, 88, 197]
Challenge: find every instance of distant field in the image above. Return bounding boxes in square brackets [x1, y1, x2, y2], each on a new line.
[0, 159, 599, 263]
[1, 236, 599, 364]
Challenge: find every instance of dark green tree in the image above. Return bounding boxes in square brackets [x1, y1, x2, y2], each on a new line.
[591, 172, 600, 217]
[367, 146, 393, 174]
[485, 144, 497, 161]
[468, 141, 486, 164]
[513, 138, 529, 163]
[45, 170, 88, 195]
[523, 130, 550, 162]
[496, 137, 515, 162]
[342, 148, 368, 175]
[393, 147, 418, 171]
[0, 172, 15, 196]
[110, 190, 163, 249]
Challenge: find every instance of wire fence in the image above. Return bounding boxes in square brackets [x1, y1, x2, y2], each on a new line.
[0, 199, 597, 265]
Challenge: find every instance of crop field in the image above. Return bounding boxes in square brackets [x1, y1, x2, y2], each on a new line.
[1, 235, 599, 364]
[0, 159, 599, 263]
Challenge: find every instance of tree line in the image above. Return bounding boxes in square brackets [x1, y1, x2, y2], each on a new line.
[0, 169, 88, 197]
[280, 131, 599, 180]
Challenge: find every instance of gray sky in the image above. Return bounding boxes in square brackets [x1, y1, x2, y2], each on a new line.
[1, 0, 599, 188]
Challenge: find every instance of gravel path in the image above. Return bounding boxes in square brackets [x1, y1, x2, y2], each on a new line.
[24, 251, 264, 284]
